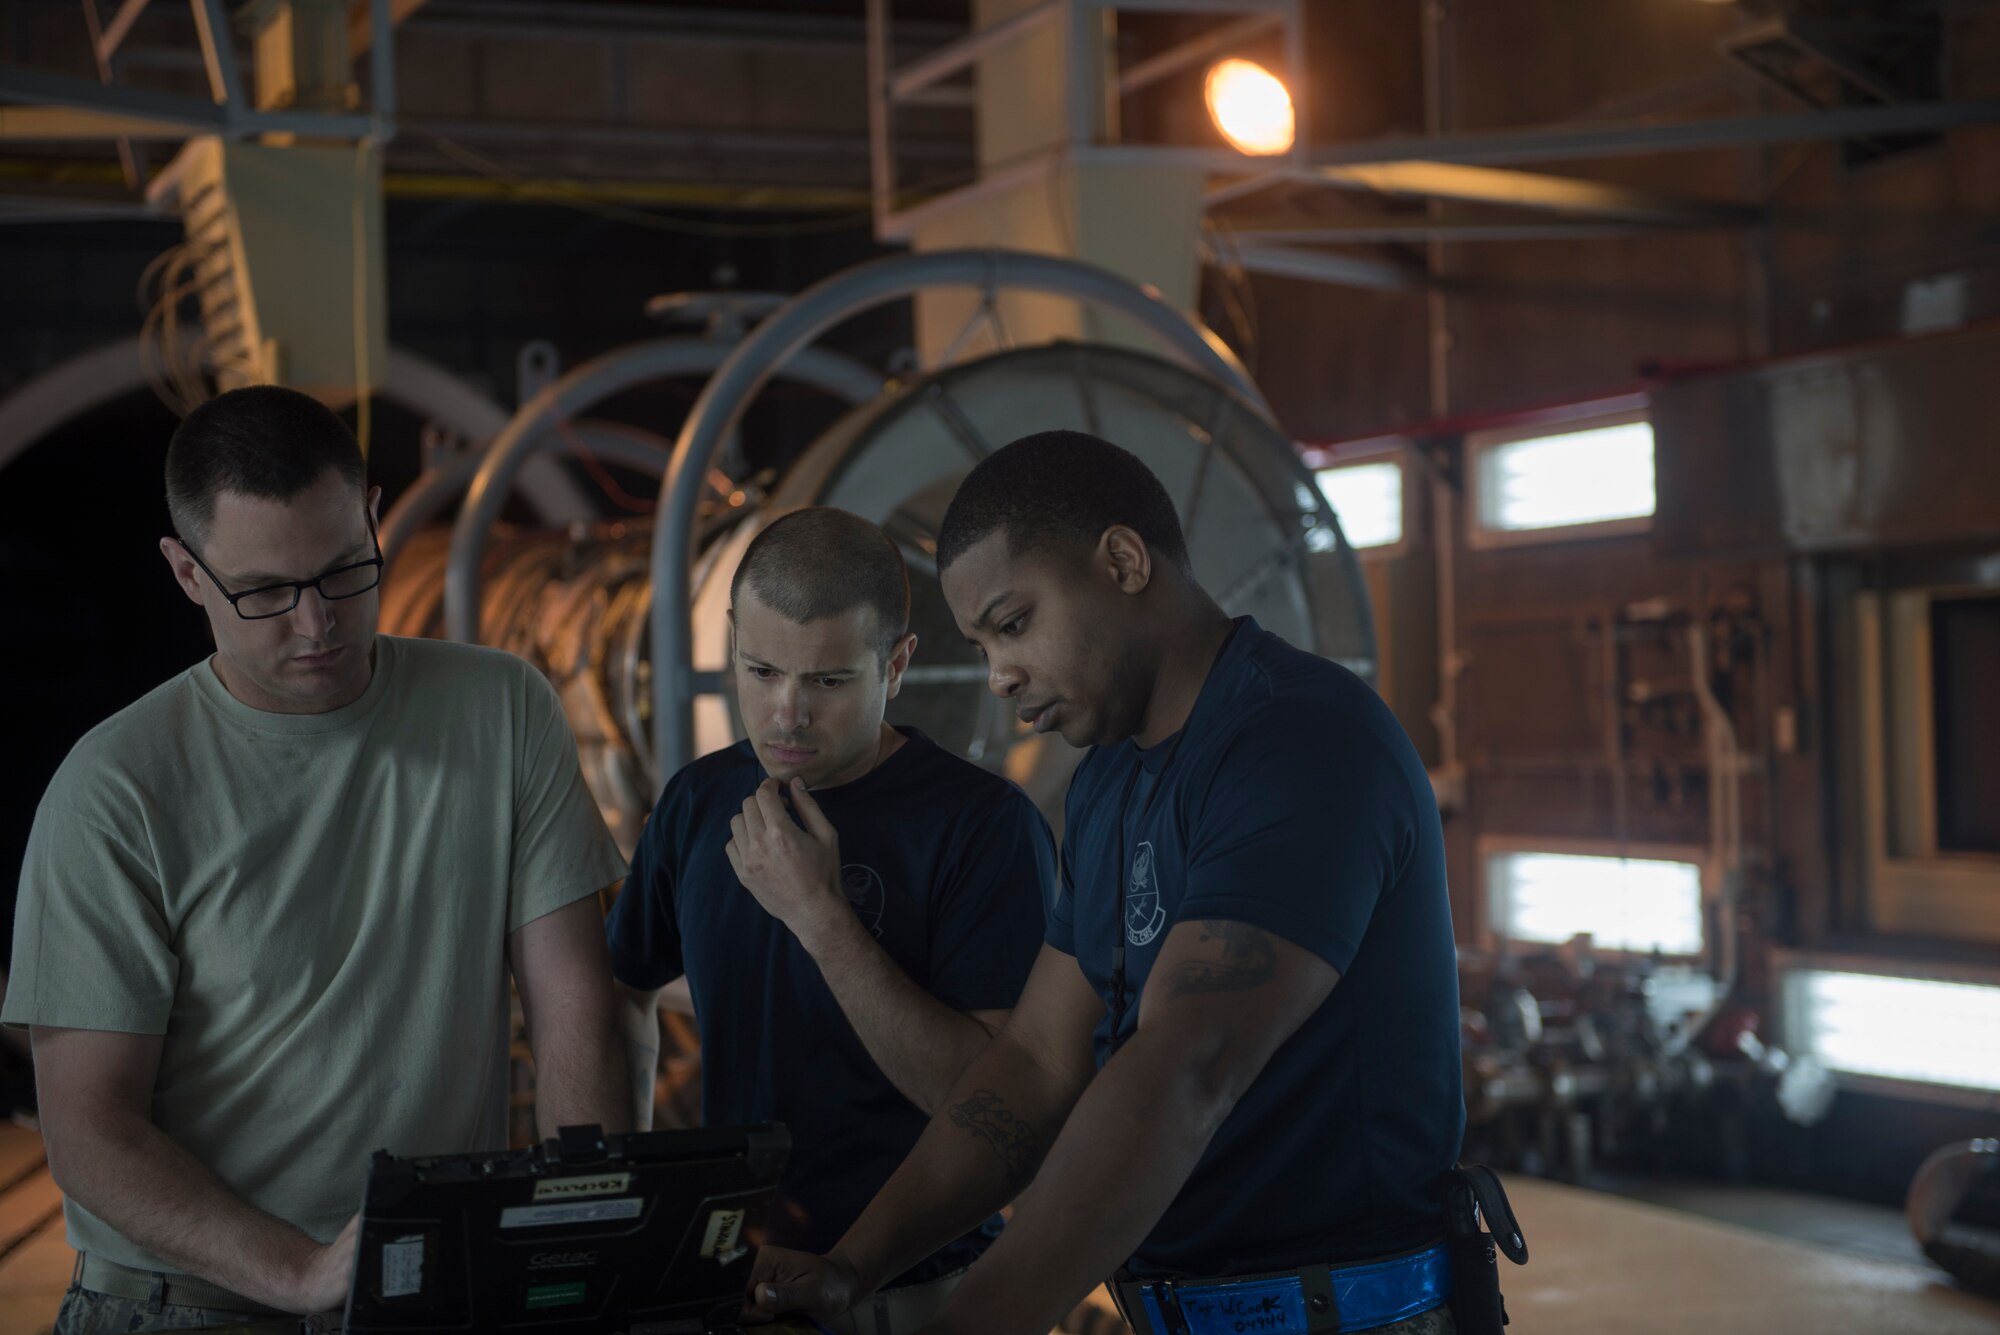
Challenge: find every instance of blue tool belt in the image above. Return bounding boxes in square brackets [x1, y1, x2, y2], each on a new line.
[1112, 1242, 1451, 1335]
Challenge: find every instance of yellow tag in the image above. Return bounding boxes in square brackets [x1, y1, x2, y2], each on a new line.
[698, 1207, 748, 1264]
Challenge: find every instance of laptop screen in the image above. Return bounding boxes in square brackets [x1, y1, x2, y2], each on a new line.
[344, 1123, 789, 1334]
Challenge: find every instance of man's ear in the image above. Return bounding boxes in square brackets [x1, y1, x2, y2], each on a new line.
[159, 537, 206, 607]
[883, 632, 919, 702]
[1098, 525, 1154, 597]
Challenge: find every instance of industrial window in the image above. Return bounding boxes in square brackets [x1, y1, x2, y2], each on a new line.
[1468, 415, 1655, 546]
[1856, 586, 2000, 943]
[1485, 848, 1704, 956]
[1313, 458, 1404, 554]
[1932, 595, 2000, 854]
[1782, 968, 2000, 1096]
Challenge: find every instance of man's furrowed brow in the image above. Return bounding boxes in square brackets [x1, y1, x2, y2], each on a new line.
[969, 589, 1017, 630]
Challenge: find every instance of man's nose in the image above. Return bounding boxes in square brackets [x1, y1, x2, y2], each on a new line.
[985, 659, 1023, 699]
[773, 682, 809, 731]
[291, 585, 334, 640]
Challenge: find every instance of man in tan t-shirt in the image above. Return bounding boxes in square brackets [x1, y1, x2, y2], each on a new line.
[4, 385, 633, 1333]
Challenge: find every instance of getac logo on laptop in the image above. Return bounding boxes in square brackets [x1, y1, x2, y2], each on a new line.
[532, 1172, 632, 1202]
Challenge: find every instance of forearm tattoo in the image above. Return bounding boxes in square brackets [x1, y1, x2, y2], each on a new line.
[1166, 920, 1279, 997]
[946, 1088, 1042, 1191]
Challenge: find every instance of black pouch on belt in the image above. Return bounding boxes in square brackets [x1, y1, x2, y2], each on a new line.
[1443, 1163, 1529, 1335]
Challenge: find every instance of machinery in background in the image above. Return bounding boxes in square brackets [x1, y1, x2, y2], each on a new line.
[380, 254, 1374, 851]
[1458, 940, 1835, 1183]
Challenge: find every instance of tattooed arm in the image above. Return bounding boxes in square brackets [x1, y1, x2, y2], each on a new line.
[745, 923, 1337, 1335]
[908, 919, 1336, 1335]
[744, 944, 1101, 1318]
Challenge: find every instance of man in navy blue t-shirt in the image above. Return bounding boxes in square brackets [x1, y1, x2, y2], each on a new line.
[746, 435, 1465, 1335]
[606, 508, 1055, 1333]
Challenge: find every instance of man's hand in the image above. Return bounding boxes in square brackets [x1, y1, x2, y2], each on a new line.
[741, 1245, 863, 1325]
[725, 779, 848, 947]
[287, 1212, 360, 1313]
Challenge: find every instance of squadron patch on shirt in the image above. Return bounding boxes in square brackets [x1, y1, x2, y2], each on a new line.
[840, 863, 887, 937]
[1127, 840, 1167, 946]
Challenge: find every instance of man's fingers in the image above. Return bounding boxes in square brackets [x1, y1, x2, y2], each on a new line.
[739, 795, 766, 839]
[723, 839, 745, 878]
[742, 1247, 844, 1323]
[729, 813, 748, 848]
[789, 778, 837, 843]
[753, 782, 793, 834]
[752, 1279, 817, 1317]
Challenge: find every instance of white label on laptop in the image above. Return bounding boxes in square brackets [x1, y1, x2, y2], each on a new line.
[532, 1172, 632, 1202]
[698, 1207, 748, 1265]
[382, 1234, 424, 1298]
[500, 1197, 645, 1229]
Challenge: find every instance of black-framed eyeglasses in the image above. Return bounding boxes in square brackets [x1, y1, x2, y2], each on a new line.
[176, 512, 384, 621]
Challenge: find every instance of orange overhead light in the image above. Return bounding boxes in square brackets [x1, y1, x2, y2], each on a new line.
[1204, 58, 1295, 156]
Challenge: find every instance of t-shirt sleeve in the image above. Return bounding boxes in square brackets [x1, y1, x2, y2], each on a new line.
[1175, 707, 1412, 975]
[506, 668, 629, 934]
[3, 788, 178, 1034]
[604, 794, 685, 990]
[926, 788, 1058, 1011]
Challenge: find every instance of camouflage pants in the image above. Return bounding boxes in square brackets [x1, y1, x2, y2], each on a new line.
[53, 1286, 331, 1335]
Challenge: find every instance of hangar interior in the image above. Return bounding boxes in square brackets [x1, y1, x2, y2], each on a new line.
[0, 0, 1997, 1332]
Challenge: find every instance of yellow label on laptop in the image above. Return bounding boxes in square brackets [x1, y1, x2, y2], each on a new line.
[699, 1207, 748, 1265]
[532, 1172, 633, 1202]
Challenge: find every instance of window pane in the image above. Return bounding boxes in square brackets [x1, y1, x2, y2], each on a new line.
[1488, 849, 1703, 954]
[1931, 595, 2000, 853]
[1314, 460, 1403, 550]
[1476, 421, 1655, 533]
[1784, 970, 2000, 1093]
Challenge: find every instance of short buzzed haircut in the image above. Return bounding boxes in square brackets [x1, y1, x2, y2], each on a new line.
[732, 507, 911, 658]
[936, 429, 1191, 575]
[165, 385, 365, 545]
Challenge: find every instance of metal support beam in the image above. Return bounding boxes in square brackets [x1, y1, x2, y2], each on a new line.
[0, 63, 228, 132]
[1306, 101, 2000, 169]
[1212, 159, 1761, 225]
[369, 0, 396, 128]
[887, 0, 1060, 101]
[1318, 161, 1760, 224]
[0, 104, 202, 139]
[0, 60, 378, 142]
[188, 0, 247, 108]
[78, 0, 142, 185]
[1219, 242, 1424, 291]
[1118, 13, 1281, 95]
[95, 0, 155, 65]
[865, 0, 893, 232]
[349, 0, 429, 58]
[1207, 102, 2000, 210]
